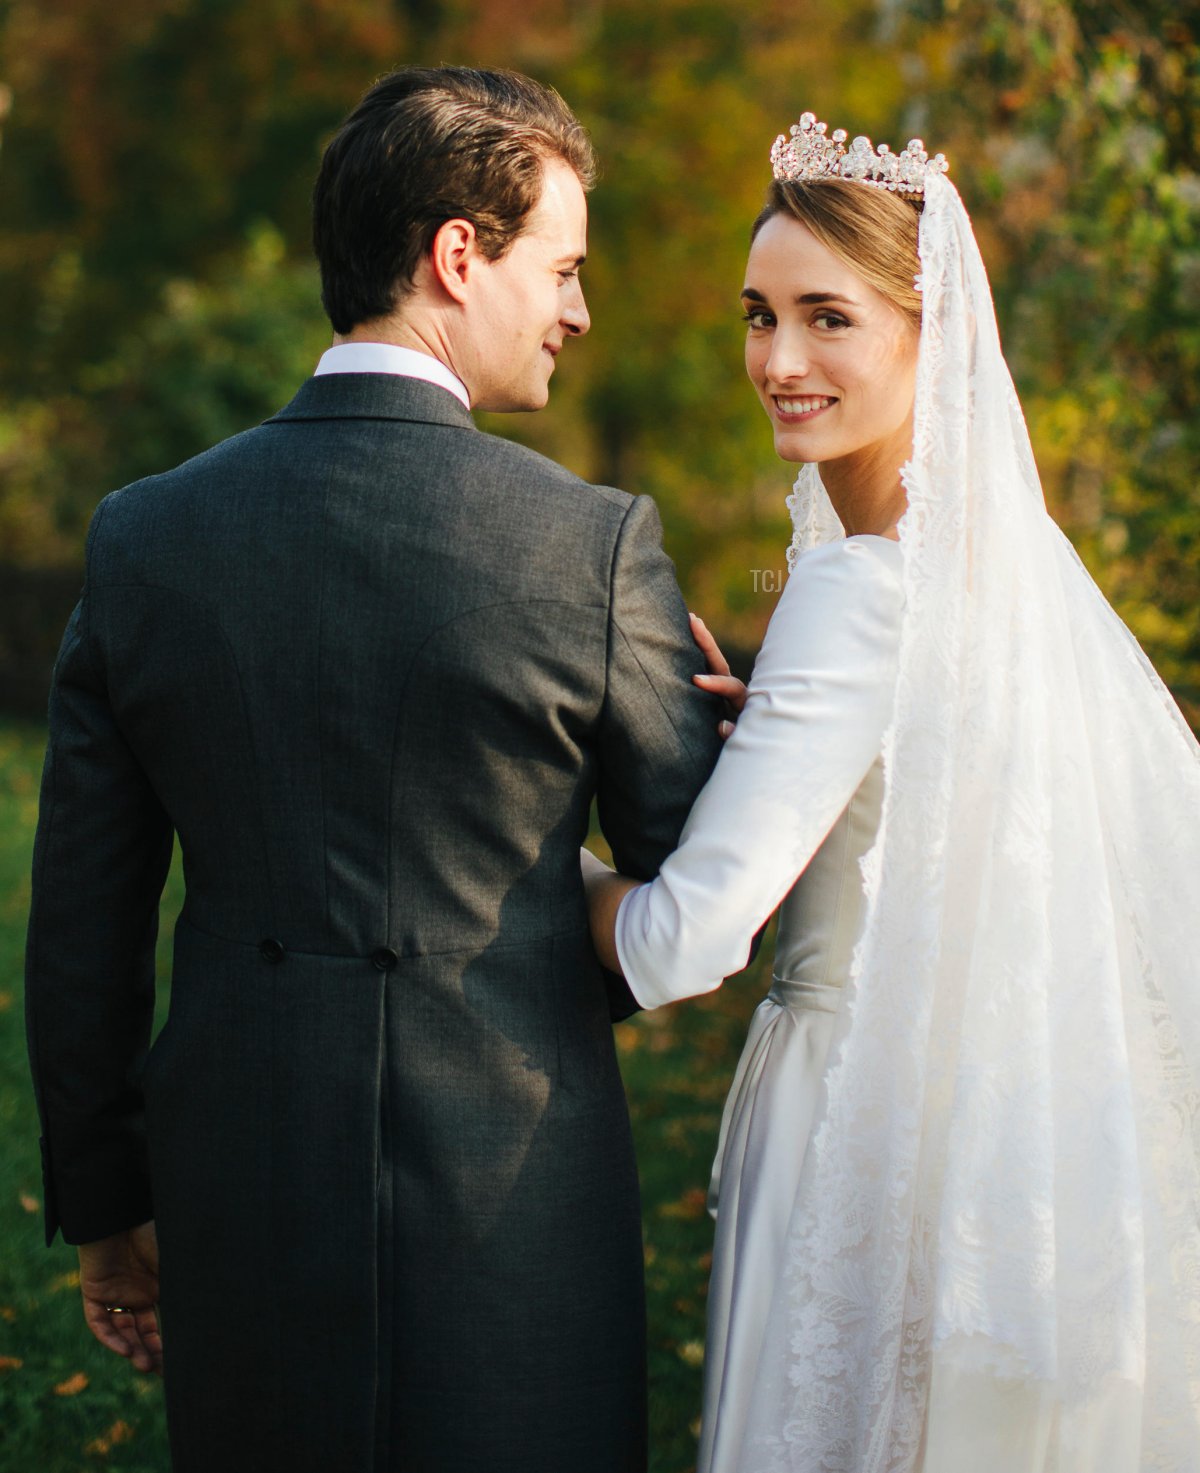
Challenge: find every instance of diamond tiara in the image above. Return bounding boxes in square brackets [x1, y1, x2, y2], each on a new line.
[770, 111, 948, 200]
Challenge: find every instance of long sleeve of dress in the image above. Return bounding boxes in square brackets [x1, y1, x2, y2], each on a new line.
[614, 535, 904, 1010]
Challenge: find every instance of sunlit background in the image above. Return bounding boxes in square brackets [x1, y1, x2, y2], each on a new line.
[0, 3, 1196, 1468]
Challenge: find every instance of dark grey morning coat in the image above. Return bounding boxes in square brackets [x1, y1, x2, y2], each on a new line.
[25, 373, 723, 1472]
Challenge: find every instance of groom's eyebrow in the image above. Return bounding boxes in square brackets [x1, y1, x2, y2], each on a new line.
[558, 253, 587, 267]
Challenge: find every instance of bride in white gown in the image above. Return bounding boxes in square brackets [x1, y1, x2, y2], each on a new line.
[585, 115, 1200, 1472]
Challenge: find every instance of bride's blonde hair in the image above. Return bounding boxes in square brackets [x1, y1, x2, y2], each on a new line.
[752, 178, 922, 330]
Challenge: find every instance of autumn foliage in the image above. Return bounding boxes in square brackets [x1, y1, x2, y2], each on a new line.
[0, 0, 1196, 711]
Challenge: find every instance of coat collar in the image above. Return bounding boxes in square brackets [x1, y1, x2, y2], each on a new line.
[265, 373, 477, 432]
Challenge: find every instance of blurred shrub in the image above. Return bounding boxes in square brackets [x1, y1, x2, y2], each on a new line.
[0, 0, 1196, 709]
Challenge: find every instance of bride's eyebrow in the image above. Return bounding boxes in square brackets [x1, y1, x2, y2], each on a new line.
[740, 288, 858, 306]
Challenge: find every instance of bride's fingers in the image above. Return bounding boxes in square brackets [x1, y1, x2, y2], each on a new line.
[693, 671, 749, 714]
[688, 612, 731, 677]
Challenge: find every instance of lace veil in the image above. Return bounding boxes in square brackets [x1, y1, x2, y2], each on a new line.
[744, 172, 1200, 1470]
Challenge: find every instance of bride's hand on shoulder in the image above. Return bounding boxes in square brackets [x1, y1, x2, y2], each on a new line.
[689, 612, 746, 740]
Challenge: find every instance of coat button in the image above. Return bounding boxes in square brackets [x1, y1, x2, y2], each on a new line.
[259, 938, 285, 963]
[371, 947, 398, 972]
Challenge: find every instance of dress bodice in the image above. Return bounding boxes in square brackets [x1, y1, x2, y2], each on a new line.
[615, 535, 904, 1009]
[770, 754, 885, 1004]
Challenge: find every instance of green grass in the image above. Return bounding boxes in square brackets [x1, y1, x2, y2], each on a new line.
[0, 721, 767, 1472]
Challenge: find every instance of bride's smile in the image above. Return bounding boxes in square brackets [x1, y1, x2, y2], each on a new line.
[772, 393, 837, 422]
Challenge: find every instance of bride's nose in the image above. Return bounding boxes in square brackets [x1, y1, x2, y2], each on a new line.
[764, 328, 810, 387]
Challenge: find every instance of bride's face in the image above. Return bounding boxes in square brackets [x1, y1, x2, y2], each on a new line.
[742, 212, 919, 467]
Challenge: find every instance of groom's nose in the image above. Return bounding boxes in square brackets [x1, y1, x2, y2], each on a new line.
[562, 280, 590, 338]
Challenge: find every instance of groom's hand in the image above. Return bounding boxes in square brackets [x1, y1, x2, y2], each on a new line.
[689, 612, 748, 740]
[78, 1220, 163, 1375]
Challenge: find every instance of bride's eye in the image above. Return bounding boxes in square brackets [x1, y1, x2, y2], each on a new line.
[812, 310, 851, 331]
[742, 309, 774, 329]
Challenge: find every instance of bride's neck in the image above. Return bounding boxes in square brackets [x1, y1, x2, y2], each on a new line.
[817, 427, 911, 539]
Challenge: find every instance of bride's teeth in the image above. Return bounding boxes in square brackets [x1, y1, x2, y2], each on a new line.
[777, 396, 832, 414]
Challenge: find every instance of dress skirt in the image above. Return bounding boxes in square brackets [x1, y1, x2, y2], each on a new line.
[697, 973, 1153, 1473]
[697, 976, 840, 1473]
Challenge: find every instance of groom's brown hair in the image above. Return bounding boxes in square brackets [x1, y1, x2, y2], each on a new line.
[313, 66, 597, 335]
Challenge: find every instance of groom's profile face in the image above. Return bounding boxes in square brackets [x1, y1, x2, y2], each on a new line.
[464, 159, 591, 414]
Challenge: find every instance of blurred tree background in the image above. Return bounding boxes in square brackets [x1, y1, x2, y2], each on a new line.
[0, 0, 1197, 711]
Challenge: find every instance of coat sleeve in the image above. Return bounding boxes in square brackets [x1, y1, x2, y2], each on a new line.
[594, 494, 725, 1018]
[25, 498, 173, 1246]
[614, 537, 904, 1010]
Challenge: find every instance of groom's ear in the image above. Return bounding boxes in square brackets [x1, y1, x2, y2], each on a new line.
[428, 218, 478, 306]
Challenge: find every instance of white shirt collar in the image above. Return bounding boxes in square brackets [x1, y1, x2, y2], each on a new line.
[313, 342, 470, 410]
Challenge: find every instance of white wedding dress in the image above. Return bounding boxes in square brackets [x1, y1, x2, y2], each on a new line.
[617, 165, 1200, 1472]
[616, 532, 904, 1471]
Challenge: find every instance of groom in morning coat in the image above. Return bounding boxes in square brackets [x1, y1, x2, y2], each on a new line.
[24, 67, 725, 1472]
